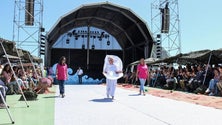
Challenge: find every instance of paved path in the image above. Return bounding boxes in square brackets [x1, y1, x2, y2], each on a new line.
[54, 85, 222, 125]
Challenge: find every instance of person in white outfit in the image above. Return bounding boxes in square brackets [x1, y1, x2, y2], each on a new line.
[103, 55, 123, 100]
[76, 67, 83, 84]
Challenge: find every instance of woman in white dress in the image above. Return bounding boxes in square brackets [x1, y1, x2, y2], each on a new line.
[103, 55, 123, 100]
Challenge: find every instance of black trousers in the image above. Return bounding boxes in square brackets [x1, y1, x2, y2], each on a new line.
[78, 75, 83, 84]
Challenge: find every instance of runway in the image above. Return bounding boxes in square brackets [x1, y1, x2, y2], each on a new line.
[54, 85, 222, 125]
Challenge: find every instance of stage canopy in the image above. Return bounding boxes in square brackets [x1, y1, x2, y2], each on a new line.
[0, 38, 42, 64]
[149, 49, 222, 65]
[46, 2, 154, 67]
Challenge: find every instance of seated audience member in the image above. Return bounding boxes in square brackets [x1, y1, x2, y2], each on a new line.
[43, 67, 48, 77]
[205, 68, 220, 96]
[194, 65, 214, 94]
[1, 64, 12, 84]
[129, 70, 136, 85]
[0, 79, 7, 108]
[185, 70, 196, 92]
[18, 68, 32, 88]
[182, 69, 193, 91]
[123, 70, 131, 83]
[217, 76, 222, 96]
[164, 72, 178, 90]
[35, 76, 53, 94]
[216, 66, 222, 96]
[1, 64, 14, 95]
[11, 66, 27, 94]
[176, 68, 184, 90]
[155, 70, 166, 88]
[31, 69, 41, 86]
[203, 65, 214, 87]
[187, 65, 204, 92]
[149, 69, 157, 87]
[219, 65, 222, 76]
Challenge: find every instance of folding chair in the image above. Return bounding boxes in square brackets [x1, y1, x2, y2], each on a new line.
[0, 85, 15, 124]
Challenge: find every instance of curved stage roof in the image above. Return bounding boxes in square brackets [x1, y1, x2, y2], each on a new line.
[46, 2, 154, 69]
[47, 2, 153, 49]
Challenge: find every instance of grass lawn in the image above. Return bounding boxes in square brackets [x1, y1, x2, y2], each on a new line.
[0, 86, 56, 125]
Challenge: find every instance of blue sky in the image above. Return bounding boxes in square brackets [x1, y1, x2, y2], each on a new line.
[1, 0, 222, 54]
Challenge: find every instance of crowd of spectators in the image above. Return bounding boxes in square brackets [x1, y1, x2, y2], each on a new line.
[123, 64, 222, 97]
[0, 63, 53, 108]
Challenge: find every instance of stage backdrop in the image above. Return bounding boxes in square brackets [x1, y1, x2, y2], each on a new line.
[51, 48, 123, 79]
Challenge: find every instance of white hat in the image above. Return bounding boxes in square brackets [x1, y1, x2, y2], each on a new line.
[103, 55, 123, 80]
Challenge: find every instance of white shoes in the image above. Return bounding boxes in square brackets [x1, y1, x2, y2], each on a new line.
[205, 88, 210, 93]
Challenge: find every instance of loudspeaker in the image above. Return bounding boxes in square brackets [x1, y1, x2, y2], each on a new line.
[156, 34, 162, 58]
[25, 0, 34, 26]
[161, 3, 170, 33]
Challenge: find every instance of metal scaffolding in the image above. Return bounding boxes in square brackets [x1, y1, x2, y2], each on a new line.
[151, 0, 181, 58]
[13, 0, 44, 57]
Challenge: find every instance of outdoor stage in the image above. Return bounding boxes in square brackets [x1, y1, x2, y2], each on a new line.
[1, 85, 222, 125]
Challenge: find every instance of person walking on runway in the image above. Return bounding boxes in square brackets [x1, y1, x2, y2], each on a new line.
[103, 55, 123, 100]
[136, 58, 149, 96]
[56, 56, 68, 98]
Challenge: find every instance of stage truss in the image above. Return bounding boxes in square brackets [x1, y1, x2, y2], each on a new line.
[151, 0, 181, 58]
[13, 0, 44, 57]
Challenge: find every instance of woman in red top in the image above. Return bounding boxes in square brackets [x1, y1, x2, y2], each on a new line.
[56, 56, 68, 98]
[136, 58, 149, 96]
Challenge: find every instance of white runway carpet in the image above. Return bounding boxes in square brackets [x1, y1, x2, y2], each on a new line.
[54, 85, 222, 125]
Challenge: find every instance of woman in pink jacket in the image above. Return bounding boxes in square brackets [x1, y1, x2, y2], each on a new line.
[136, 58, 149, 96]
[56, 56, 68, 98]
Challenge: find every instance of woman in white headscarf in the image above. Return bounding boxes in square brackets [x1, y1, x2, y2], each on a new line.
[103, 55, 123, 100]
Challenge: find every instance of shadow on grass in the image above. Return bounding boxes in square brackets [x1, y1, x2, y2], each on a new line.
[0, 122, 14, 125]
[9, 106, 30, 109]
[90, 98, 113, 103]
